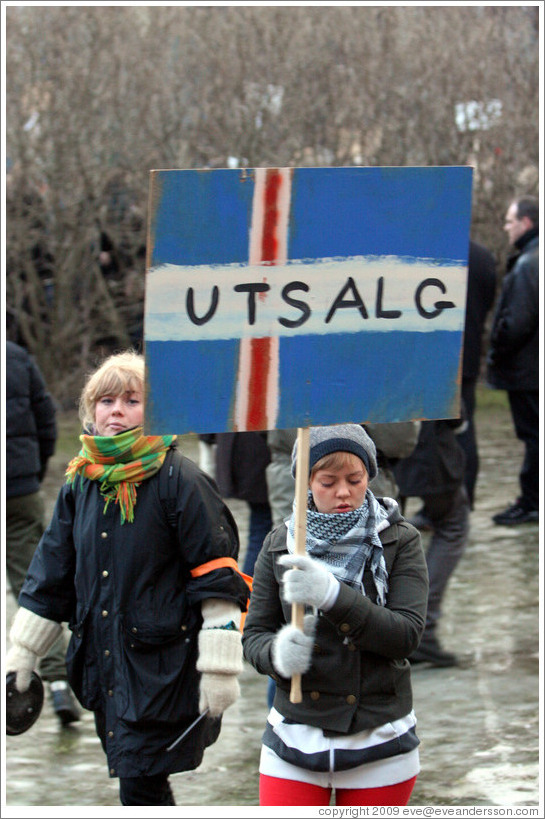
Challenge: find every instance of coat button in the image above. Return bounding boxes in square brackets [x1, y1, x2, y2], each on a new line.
[108, 689, 114, 696]
[108, 731, 114, 738]
[310, 691, 320, 701]
[346, 694, 357, 705]
[340, 623, 350, 633]
[101, 532, 108, 539]
[104, 650, 110, 657]
[181, 624, 187, 632]
[102, 570, 109, 578]
[102, 610, 108, 618]
[110, 768, 115, 775]
[131, 627, 138, 633]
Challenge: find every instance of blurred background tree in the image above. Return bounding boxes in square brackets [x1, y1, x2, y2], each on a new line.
[4, 4, 539, 405]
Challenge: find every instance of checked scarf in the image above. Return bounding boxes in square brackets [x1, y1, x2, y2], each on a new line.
[65, 426, 176, 524]
[287, 489, 389, 606]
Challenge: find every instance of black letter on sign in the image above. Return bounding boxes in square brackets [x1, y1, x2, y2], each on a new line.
[234, 283, 271, 325]
[376, 276, 402, 319]
[186, 286, 219, 326]
[326, 277, 368, 324]
[415, 278, 455, 319]
[279, 281, 311, 328]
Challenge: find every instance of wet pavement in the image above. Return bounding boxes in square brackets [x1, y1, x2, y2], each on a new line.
[3, 401, 541, 810]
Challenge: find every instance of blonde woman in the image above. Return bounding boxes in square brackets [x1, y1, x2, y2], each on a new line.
[7, 351, 249, 805]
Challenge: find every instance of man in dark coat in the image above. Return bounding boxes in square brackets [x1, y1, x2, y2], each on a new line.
[215, 431, 272, 576]
[394, 419, 469, 667]
[487, 195, 539, 525]
[457, 239, 497, 508]
[6, 340, 80, 723]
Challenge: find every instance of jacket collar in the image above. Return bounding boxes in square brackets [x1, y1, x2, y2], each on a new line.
[514, 226, 539, 253]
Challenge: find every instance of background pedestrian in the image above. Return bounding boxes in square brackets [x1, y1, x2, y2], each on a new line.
[457, 239, 497, 509]
[487, 195, 539, 526]
[6, 339, 80, 725]
[394, 419, 470, 667]
[215, 431, 273, 576]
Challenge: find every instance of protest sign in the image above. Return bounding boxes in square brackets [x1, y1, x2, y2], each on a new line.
[144, 165, 473, 435]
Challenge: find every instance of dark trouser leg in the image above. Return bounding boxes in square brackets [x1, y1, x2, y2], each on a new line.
[5, 493, 68, 681]
[94, 712, 176, 806]
[119, 775, 176, 806]
[507, 390, 539, 510]
[457, 379, 478, 509]
[242, 501, 273, 576]
[420, 487, 470, 636]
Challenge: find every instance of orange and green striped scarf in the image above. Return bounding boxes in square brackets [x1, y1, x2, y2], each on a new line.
[65, 427, 176, 524]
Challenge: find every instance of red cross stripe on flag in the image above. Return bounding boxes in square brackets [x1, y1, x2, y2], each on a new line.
[233, 167, 292, 431]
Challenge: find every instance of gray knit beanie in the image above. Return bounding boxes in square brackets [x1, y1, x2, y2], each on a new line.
[291, 424, 377, 481]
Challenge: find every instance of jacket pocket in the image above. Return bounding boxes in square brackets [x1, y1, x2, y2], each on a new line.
[122, 615, 190, 653]
[119, 610, 199, 723]
[66, 609, 102, 710]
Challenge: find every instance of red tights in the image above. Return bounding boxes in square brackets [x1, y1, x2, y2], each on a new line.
[260, 774, 417, 806]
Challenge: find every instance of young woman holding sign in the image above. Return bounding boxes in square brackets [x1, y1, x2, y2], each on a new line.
[6, 350, 249, 806]
[242, 424, 429, 806]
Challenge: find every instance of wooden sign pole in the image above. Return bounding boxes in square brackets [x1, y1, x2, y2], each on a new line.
[290, 426, 310, 704]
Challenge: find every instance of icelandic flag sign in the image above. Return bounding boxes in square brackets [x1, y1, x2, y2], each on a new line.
[144, 166, 472, 435]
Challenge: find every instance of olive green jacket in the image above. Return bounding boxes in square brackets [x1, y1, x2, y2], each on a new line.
[242, 501, 428, 735]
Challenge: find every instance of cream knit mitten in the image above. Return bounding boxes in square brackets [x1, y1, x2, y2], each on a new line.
[6, 607, 62, 692]
[197, 598, 243, 717]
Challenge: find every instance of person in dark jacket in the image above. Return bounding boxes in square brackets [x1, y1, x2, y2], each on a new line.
[394, 419, 469, 667]
[243, 425, 428, 807]
[6, 340, 80, 725]
[487, 195, 539, 525]
[458, 239, 497, 508]
[6, 351, 250, 806]
[215, 431, 273, 576]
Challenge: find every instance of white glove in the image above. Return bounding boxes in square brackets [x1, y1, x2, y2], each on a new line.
[6, 607, 62, 693]
[278, 554, 340, 611]
[272, 614, 317, 678]
[196, 627, 243, 717]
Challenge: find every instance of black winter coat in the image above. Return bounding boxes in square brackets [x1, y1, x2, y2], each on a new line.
[463, 240, 497, 381]
[19, 447, 249, 779]
[6, 340, 57, 498]
[487, 231, 539, 391]
[215, 431, 271, 505]
[393, 420, 465, 498]
[242, 502, 428, 734]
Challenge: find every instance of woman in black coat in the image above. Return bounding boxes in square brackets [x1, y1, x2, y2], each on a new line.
[6, 351, 250, 806]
